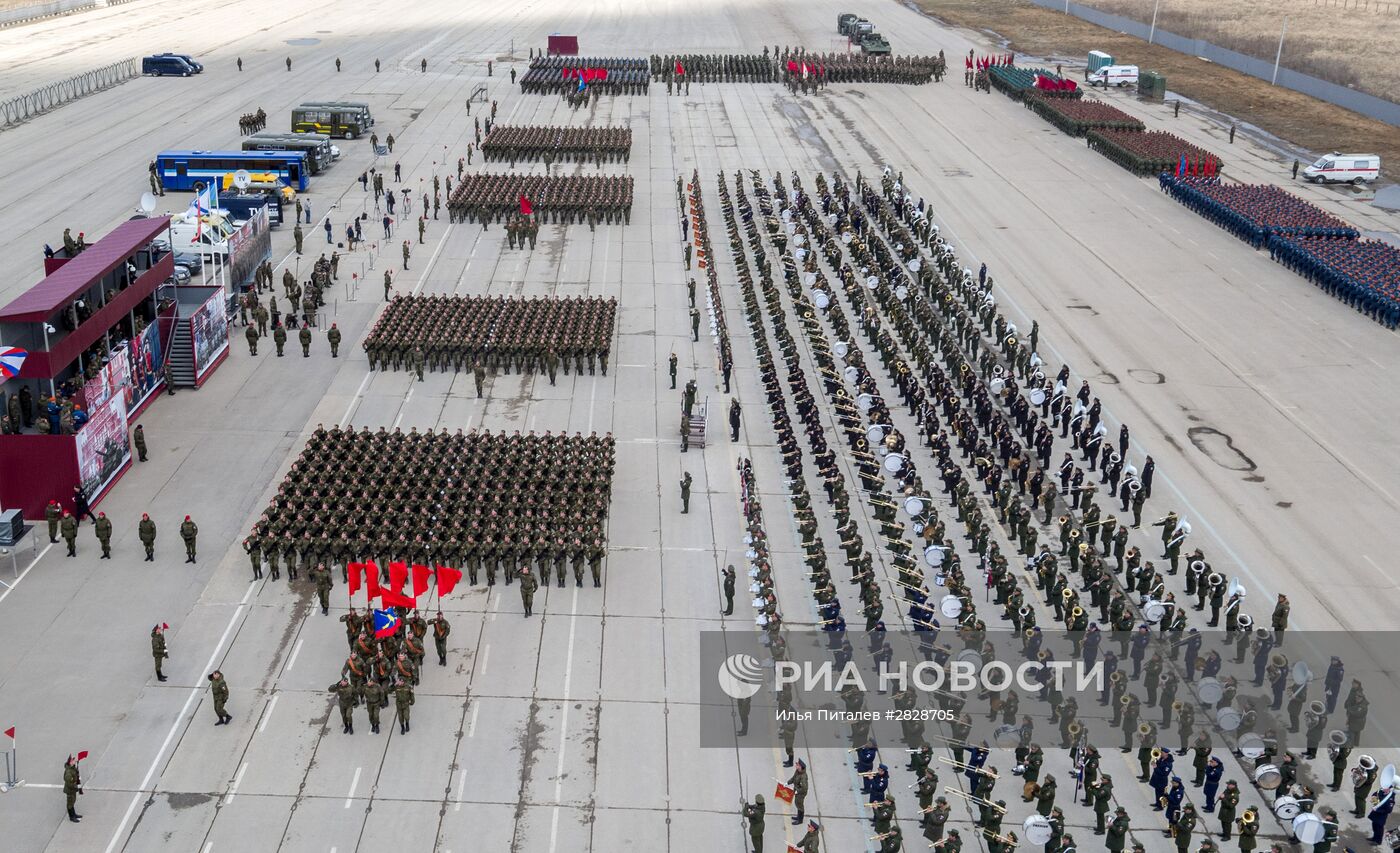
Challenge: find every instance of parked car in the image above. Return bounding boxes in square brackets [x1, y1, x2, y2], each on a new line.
[1302, 153, 1381, 185]
[142, 55, 195, 77]
[155, 53, 203, 73]
[1087, 65, 1139, 87]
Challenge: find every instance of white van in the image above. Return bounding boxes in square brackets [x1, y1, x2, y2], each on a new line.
[1088, 64, 1139, 87]
[1302, 153, 1380, 185]
[167, 213, 236, 260]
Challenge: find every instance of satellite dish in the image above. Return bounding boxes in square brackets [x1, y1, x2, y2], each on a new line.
[233, 169, 252, 190]
[139, 192, 157, 214]
[813, 290, 830, 310]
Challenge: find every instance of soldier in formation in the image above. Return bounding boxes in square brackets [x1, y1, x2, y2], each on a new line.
[447, 173, 633, 225]
[480, 125, 632, 164]
[362, 294, 615, 378]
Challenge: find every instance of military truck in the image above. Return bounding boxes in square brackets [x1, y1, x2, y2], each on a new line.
[860, 33, 891, 55]
[837, 12, 858, 34]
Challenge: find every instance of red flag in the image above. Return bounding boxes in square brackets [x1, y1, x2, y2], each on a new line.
[774, 781, 795, 803]
[381, 588, 416, 609]
[347, 562, 363, 596]
[364, 560, 381, 600]
[519, 194, 533, 216]
[388, 561, 409, 595]
[787, 60, 798, 74]
[3, 726, 14, 745]
[411, 564, 433, 599]
[77, 750, 89, 761]
[436, 565, 463, 596]
[787, 847, 803, 853]
[675, 61, 684, 76]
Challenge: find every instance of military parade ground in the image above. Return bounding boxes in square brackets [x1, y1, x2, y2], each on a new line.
[0, 1, 1397, 852]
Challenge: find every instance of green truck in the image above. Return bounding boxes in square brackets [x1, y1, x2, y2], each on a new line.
[860, 33, 891, 55]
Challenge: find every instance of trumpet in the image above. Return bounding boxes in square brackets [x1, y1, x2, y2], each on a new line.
[939, 758, 998, 777]
[1067, 721, 1083, 736]
[1239, 808, 1257, 826]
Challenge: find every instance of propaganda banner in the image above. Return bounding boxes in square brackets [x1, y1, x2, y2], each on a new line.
[128, 321, 163, 406]
[190, 288, 229, 380]
[74, 392, 130, 496]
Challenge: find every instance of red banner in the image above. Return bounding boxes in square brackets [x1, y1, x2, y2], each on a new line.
[411, 563, 433, 599]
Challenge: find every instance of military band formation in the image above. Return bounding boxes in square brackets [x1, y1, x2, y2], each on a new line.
[361, 294, 616, 381]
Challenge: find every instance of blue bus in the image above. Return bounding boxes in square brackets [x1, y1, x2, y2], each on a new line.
[154, 150, 310, 192]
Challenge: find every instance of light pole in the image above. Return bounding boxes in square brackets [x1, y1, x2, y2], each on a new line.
[1149, 0, 1162, 44]
[1272, 17, 1289, 85]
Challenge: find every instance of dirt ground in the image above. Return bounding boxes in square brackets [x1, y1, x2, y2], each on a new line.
[913, 0, 1400, 181]
[1080, 0, 1400, 100]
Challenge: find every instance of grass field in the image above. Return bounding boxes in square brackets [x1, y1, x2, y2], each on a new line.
[1078, 0, 1400, 101]
[914, 0, 1400, 181]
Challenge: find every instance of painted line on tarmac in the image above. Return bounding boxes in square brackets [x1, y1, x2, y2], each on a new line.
[222, 762, 247, 806]
[0, 542, 55, 608]
[546, 585, 581, 853]
[344, 766, 361, 808]
[258, 695, 278, 734]
[105, 583, 257, 853]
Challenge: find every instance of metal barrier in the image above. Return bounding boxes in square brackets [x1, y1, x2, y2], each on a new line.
[0, 0, 94, 28]
[0, 57, 138, 130]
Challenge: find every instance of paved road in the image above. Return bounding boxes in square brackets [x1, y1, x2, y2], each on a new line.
[0, 0, 1396, 852]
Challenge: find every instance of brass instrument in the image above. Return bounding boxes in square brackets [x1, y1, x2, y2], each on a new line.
[1151, 747, 1164, 761]
[939, 758, 998, 778]
[1109, 671, 1126, 684]
[1138, 723, 1153, 736]
[1270, 652, 1288, 669]
[1067, 721, 1082, 737]
[1172, 701, 1184, 711]
[1069, 529, 1081, 541]
[1070, 606, 1084, 619]
[943, 787, 1006, 812]
[1062, 587, 1075, 602]
[1239, 808, 1257, 826]
[1058, 515, 1069, 526]
[1120, 693, 1132, 705]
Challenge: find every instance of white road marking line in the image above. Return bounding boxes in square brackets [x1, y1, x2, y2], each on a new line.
[393, 411, 405, 429]
[286, 639, 304, 671]
[344, 767, 361, 808]
[454, 758, 469, 812]
[467, 702, 480, 739]
[546, 585, 581, 853]
[478, 644, 490, 676]
[201, 843, 212, 853]
[259, 695, 278, 733]
[0, 542, 55, 608]
[410, 224, 455, 296]
[223, 762, 247, 806]
[586, 381, 597, 433]
[105, 583, 256, 853]
[339, 373, 373, 428]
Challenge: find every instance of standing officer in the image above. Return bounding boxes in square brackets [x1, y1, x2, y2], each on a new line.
[519, 566, 538, 617]
[208, 670, 231, 725]
[722, 565, 736, 615]
[363, 677, 385, 734]
[180, 515, 199, 563]
[331, 678, 357, 734]
[428, 612, 451, 666]
[474, 360, 486, 398]
[327, 323, 341, 357]
[680, 472, 692, 513]
[668, 352, 678, 389]
[690, 306, 700, 341]
[311, 563, 333, 614]
[742, 794, 765, 853]
[299, 325, 312, 357]
[134, 424, 148, 461]
[245, 324, 260, 355]
[63, 755, 83, 822]
[46, 499, 61, 543]
[60, 510, 78, 556]
[729, 398, 742, 441]
[293, 223, 304, 255]
[395, 678, 414, 733]
[151, 624, 169, 681]
[273, 323, 287, 356]
[139, 513, 157, 560]
[94, 512, 113, 558]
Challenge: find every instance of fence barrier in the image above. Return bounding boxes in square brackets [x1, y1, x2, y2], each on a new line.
[0, 57, 139, 131]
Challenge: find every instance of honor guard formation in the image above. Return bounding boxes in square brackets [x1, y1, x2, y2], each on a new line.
[445, 173, 634, 224]
[2, 2, 1396, 853]
[479, 124, 633, 164]
[361, 294, 617, 378]
[247, 427, 615, 589]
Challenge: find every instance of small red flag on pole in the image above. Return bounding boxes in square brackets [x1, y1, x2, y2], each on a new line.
[364, 560, 381, 600]
[347, 562, 363, 596]
[519, 194, 533, 216]
[774, 781, 795, 803]
[381, 588, 417, 610]
[77, 750, 89, 762]
[435, 565, 463, 596]
[388, 561, 409, 595]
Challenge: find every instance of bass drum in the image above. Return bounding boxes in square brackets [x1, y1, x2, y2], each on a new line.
[924, 545, 947, 567]
[1215, 707, 1242, 732]
[1292, 813, 1326, 845]
[939, 595, 963, 619]
[1196, 677, 1224, 705]
[1272, 795, 1301, 820]
[1030, 388, 1046, 406]
[1253, 763, 1282, 790]
[1022, 815, 1053, 846]
[903, 495, 926, 517]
